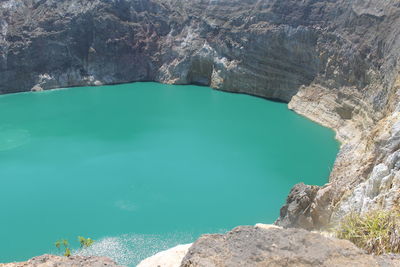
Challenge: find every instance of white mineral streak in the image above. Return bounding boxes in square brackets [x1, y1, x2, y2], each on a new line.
[137, 244, 192, 267]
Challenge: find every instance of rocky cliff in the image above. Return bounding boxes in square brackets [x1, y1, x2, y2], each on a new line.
[1, 0, 399, 229]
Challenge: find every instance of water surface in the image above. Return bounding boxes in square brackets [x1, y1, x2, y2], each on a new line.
[0, 82, 338, 265]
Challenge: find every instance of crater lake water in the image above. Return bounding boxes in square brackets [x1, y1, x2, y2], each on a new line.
[0, 82, 338, 265]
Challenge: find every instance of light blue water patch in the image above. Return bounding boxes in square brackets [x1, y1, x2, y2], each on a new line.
[0, 82, 338, 265]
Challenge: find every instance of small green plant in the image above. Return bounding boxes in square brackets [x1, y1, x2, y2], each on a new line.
[55, 239, 70, 257]
[55, 240, 61, 250]
[54, 236, 95, 257]
[335, 210, 400, 255]
[78, 236, 95, 248]
[64, 247, 71, 257]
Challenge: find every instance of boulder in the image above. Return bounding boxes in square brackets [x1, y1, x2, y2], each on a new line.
[180, 225, 400, 267]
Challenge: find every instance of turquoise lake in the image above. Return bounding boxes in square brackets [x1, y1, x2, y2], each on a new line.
[0, 82, 338, 265]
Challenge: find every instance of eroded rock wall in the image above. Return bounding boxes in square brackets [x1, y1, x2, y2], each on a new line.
[1, 0, 400, 228]
[285, 1, 400, 227]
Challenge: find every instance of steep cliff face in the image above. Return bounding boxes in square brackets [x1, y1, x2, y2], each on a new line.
[0, 0, 321, 100]
[284, 0, 400, 227]
[0, 0, 399, 228]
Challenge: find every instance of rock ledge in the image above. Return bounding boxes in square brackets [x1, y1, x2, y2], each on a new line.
[180, 225, 400, 267]
[0, 254, 122, 267]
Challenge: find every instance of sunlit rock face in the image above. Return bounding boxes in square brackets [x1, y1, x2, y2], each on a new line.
[0, 0, 322, 101]
[180, 225, 400, 267]
[0, 0, 400, 228]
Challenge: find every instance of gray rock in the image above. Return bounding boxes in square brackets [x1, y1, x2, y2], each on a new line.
[0, 254, 123, 267]
[180, 226, 400, 267]
[275, 183, 337, 230]
[275, 183, 320, 230]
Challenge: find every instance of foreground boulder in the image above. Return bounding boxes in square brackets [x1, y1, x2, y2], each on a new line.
[180, 225, 400, 267]
[0, 254, 122, 267]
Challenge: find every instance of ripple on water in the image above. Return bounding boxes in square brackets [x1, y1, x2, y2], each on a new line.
[74, 232, 198, 266]
[0, 128, 30, 151]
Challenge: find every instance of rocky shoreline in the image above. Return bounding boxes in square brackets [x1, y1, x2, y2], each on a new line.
[4, 225, 400, 266]
[0, 254, 122, 267]
[1, 0, 400, 265]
